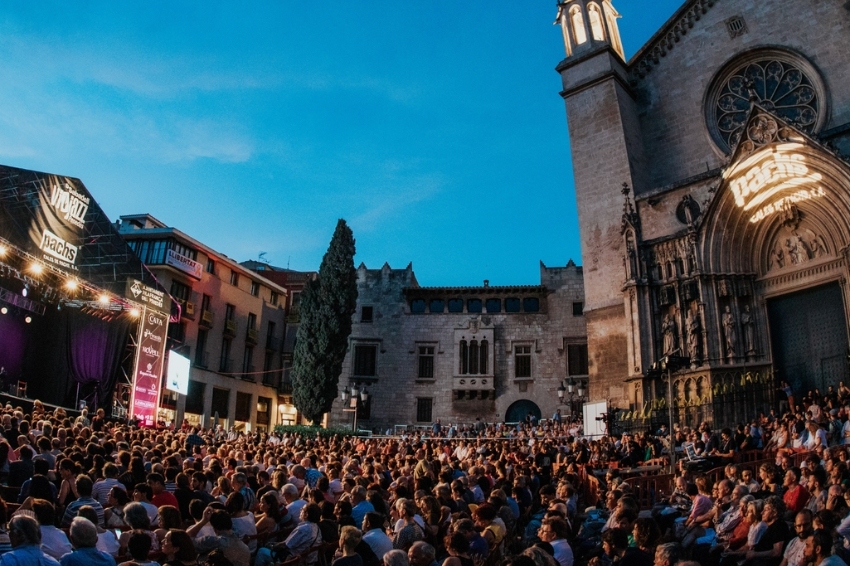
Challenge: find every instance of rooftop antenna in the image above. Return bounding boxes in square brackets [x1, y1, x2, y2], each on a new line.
[287, 256, 290, 270]
[258, 251, 267, 263]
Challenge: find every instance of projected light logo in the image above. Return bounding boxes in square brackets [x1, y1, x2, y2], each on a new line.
[725, 143, 826, 223]
[167, 351, 190, 395]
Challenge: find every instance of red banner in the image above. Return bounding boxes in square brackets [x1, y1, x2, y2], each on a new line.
[131, 308, 169, 427]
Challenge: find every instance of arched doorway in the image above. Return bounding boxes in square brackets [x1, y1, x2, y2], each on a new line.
[505, 399, 541, 423]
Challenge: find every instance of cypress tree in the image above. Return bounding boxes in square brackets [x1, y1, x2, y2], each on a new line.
[291, 219, 358, 425]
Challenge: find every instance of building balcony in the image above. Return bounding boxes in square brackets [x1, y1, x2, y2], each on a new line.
[241, 365, 255, 382]
[246, 328, 259, 345]
[279, 381, 293, 395]
[224, 319, 237, 337]
[183, 300, 196, 320]
[200, 309, 214, 328]
[219, 358, 234, 374]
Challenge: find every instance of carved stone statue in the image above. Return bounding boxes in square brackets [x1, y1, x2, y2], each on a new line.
[809, 235, 827, 258]
[662, 313, 677, 355]
[769, 245, 785, 270]
[686, 307, 701, 363]
[722, 305, 737, 359]
[741, 305, 756, 355]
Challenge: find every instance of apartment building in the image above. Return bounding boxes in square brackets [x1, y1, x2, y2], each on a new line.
[118, 214, 287, 431]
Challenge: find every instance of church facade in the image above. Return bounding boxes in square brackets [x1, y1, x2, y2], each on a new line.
[556, 0, 850, 428]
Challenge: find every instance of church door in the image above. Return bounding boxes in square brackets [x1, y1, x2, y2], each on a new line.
[767, 283, 849, 398]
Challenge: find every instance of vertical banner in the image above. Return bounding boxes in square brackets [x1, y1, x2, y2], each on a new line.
[130, 307, 169, 427]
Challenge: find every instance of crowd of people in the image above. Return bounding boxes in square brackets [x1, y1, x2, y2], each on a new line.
[0, 387, 846, 566]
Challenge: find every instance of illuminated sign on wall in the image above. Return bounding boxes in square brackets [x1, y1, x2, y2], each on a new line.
[166, 351, 190, 395]
[724, 143, 826, 224]
[166, 249, 203, 279]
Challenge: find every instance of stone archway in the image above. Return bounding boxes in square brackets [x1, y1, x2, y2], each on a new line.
[505, 399, 541, 423]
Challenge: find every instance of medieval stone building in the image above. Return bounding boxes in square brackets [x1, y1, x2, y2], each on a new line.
[556, 0, 850, 427]
[328, 262, 587, 430]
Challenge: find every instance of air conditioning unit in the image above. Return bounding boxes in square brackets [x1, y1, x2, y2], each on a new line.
[185, 302, 195, 315]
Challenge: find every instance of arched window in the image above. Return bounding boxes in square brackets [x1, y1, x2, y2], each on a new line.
[587, 3, 605, 41]
[480, 340, 489, 374]
[469, 340, 479, 374]
[570, 6, 587, 45]
[459, 340, 468, 374]
[604, 2, 625, 58]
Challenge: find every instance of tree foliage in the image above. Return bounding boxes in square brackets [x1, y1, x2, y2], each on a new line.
[291, 220, 358, 424]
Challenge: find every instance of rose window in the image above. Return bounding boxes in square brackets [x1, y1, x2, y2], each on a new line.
[711, 59, 820, 152]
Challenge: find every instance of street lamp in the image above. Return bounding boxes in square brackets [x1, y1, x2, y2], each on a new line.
[561, 378, 586, 418]
[341, 384, 369, 433]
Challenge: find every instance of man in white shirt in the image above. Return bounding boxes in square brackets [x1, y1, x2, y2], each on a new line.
[781, 510, 814, 566]
[803, 529, 846, 566]
[32, 499, 73, 560]
[283, 484, 306, 524]
[362, 513, 393, 560]
[538, 516, 574, 566]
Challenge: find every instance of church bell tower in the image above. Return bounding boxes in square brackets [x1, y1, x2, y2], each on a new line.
[555, 0, 648, 406]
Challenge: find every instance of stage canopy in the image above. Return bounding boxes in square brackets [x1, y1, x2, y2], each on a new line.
[0, 164, 171, 411]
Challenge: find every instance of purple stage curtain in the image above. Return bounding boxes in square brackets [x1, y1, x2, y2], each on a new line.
[65, 308, 132, 411]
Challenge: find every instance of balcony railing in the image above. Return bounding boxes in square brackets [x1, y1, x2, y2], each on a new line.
[241, 365, 256, 382]
[219, 358, 234, 374]
[224, 319, 237, 336]
[279, 381, 293, 394]
[246, 328, 259, 345]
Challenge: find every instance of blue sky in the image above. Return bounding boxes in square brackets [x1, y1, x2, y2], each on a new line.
[0, 1, 684, 286]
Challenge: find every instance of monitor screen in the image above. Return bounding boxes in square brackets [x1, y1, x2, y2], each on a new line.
[166, 351, 190, 395]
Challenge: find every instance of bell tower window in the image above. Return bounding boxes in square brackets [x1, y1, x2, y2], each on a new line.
[588, 3, 605, 41]
[570, 6, 587, 45]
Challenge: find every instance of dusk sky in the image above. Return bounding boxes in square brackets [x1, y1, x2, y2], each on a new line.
[0, 1, 684, 286]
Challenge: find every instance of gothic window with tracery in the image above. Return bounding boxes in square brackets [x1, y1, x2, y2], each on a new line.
[710, 57, 821, 152]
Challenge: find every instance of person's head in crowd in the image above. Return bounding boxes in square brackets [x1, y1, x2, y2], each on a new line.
[8, 515, 42, 548]
[632, 517, 660, 551]
[31, 499, 57, 529]
[127, 531, 153, 561]
[339, 525, 362, 554]
[224, 492, 245, 515]
[793, 509, 814, 541]
[69, 516, 98, 549]
[363, 512, 385, 532]
[601, 528, 629, 560]
[209, 510, 234, 534]
[384, 549, 409, 566]
[108, 486, 129, 508]
[522, 545, 556, 566]
[124, 502, 152, 531]
[75, 474, 93, 498]
[204, 549, 235, 566]
[654, 542, 682, 566]
[162, 529, 197, 563]
[147, 472, 166, 494]
[159, 505, 182, 530]
[408, 541, 436, 566]
[803, 529, 834, 564]
[133, 483, 153, 503]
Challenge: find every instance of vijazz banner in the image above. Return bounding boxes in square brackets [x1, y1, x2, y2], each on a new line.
[28, 176, 91, 272]
[130, 308, 169, 427]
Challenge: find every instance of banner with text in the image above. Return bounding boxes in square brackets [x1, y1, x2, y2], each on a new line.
[126, 278, 167, 312]
[131, 308, 169, 427]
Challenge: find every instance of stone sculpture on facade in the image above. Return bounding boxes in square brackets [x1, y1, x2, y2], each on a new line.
[741, 305, 756, 356]
[722, 305, 737, 360]
[686, 306, 701, 364]
[662, 312, 678, 355]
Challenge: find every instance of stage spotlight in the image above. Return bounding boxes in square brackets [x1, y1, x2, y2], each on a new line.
[98, 294, 110, 305]
[21, 285, 28, 298]
[65, 279, 79, 291]
[0, 307, 7, 315]
[29, 263, 43, 276]
[0, 245, 6, 256]
[129, 308, 141, 317]
[24, 316, 31, 324]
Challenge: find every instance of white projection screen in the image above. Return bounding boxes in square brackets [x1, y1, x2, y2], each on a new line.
[166, 351, 191, 395]
[583, 400, 608, 438]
